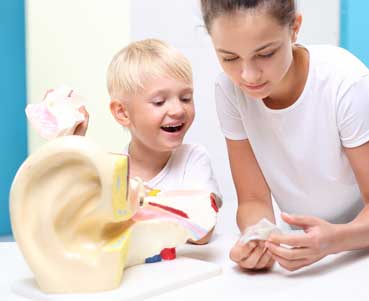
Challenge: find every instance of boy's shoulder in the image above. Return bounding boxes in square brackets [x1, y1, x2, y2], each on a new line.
[169, 144, 212, 169]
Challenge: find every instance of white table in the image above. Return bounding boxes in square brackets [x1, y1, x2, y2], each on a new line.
[1, 203, 369, 300]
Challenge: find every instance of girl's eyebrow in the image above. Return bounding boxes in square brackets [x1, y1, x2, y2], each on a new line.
[254, 42, 277, 52]
[217, 41, 279, 55]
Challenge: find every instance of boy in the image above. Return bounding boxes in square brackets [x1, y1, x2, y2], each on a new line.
[79, 39, 222, 242]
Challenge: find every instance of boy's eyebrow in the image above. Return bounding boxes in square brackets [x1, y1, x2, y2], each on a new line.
[216, 48, 237, 55]
[217, 41, 279, 55]
[146, 87, 193, 98]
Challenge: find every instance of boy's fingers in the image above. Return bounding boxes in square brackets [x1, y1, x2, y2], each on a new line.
[43, 89, 54, 100]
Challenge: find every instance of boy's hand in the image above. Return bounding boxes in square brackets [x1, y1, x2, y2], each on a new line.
[230, 239, 274, 270]
[73, 106, 89, 136]
[42, 87, 89, 137]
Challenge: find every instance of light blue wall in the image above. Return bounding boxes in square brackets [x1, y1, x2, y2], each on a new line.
[340, 0, 369, 66]
[0, 0, 27, 235]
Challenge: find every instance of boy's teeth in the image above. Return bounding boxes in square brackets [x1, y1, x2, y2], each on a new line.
[161, 123, 183, 133]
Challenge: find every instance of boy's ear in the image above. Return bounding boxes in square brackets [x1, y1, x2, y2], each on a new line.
[110, 99, 130, 127]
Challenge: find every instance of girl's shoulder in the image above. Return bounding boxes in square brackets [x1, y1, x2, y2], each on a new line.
[306, 44, 369, 95]
[307, 44, 368, 78]
[215, 72, 246, 104]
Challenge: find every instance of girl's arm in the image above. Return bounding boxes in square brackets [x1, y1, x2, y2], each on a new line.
[335, 141, 369, 251]
[226, 138, 276, 270]
[226, 138, 275, 229]
[266, 141, 369, 271]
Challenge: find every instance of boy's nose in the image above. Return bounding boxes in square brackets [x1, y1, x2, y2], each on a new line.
[168, 99, 185, 117]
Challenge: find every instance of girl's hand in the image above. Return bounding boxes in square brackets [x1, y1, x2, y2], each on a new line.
[73, 106, 89, 136]
[230, 239, 275, 270]
[266, 213, 339, 271]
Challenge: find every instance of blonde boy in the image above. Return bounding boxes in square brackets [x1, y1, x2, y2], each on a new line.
[104, 39, 222, 212]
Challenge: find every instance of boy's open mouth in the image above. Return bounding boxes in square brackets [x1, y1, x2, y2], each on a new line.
[160, 123, 184, 133]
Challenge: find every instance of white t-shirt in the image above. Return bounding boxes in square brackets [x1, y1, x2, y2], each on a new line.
[123, 144, 222, 200]
[215, 45, 369, 223]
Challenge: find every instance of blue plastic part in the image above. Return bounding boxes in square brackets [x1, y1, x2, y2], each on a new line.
[145, 254, 162, 263]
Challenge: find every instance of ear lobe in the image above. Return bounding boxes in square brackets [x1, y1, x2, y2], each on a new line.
[110, 99, 130, 127]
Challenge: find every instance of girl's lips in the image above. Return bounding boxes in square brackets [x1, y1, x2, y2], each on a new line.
[241, 82, 268, 91]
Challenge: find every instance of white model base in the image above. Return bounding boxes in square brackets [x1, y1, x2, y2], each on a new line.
[12, 257, 222, 301]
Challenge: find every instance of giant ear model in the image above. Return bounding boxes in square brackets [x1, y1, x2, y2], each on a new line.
[10, 136, 218, 293]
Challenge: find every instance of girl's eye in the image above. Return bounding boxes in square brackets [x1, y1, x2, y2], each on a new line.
[222, 56, 239, 62]
[257, 51, 276, 59]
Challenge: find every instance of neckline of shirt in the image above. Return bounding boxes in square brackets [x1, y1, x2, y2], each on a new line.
[256, 44, 313, 115]
[123, 143, 173, 188]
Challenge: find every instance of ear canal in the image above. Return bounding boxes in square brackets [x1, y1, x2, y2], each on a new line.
[10, 136, 135, 293]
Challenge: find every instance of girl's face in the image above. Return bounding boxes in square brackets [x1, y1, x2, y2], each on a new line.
[210, 9, 300, 100]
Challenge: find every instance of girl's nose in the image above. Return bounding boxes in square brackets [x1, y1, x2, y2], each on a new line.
[241, 62, 262, 84]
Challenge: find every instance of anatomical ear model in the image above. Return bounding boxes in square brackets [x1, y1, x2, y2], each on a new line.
[10, 136, 218, 293]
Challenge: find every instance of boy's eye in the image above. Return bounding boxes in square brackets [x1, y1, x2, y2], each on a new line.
[180, 95, 193, 102]
[222, 56, 239, 62]
[152, 100, 165, 106]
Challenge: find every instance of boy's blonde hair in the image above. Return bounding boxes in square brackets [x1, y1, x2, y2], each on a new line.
[107, 39, 192, 99]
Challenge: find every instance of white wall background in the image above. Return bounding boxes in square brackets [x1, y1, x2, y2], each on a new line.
[26, 0, 131, 154]
[26, 0, 340, 221]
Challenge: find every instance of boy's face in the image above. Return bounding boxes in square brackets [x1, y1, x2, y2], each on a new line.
[123, 76, 194, 152]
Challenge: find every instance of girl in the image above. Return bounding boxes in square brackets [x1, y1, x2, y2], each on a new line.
[200, 0, 369, 271]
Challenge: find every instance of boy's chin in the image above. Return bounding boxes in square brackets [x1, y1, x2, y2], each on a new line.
[159, 140, 184, 152]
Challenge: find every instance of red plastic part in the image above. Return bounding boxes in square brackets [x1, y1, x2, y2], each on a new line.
[210, 194, 219, 213]
[148, 202, 189, 218]
[160, 248, 176, 260]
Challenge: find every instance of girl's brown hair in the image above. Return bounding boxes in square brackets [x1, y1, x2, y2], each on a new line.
[201, 0, 296, 33]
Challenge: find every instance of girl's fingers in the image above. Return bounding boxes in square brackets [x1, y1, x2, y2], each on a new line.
[239, 243, 265, 269]
[281, 212, 319, 228]
[265, 256, 275, 269]
[266, 242, 311, 261]
[255, 247, 273, 269]
[269, 251, 309, 272]
[268, 232, 309, 248]
[230, 240, 257, 262]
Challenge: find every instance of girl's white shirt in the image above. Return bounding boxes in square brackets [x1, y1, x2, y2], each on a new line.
[215, 44, 369, 223]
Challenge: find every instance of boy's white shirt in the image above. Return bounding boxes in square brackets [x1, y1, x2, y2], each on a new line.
[123, 143, 222, 199]
[215, 44, 369, 224]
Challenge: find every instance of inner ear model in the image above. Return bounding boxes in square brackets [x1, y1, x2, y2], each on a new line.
[10, 136, 217, 293]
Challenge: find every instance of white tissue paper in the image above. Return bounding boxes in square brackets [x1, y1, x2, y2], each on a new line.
[240, 218, 282, 244]
[25, 86, 86, 140]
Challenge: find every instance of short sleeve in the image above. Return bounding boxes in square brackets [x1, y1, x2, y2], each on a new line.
[182, 145, 222, 204]
[337, 75, 369, 148]
[215, 74, 248, 140]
